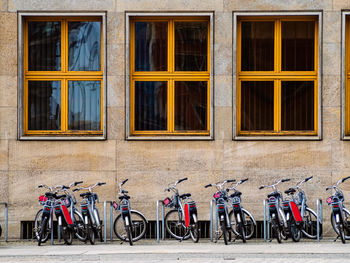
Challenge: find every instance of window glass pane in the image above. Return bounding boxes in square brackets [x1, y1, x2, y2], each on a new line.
[68, 21, 101, 71]
[175, 81, 207, 130]
[28, 21, 61, 71]
[28, 81, 61, 130]
[175, 22, 208, 71]
[135, 22, 168, 71]
[241, 81, 274, 131]
[68, 81, 101, 130]
[281, 81, 314, 131]
[241, 21, 274, 71]
[282, 21, 315, 71]
[135, 81, 167, 131]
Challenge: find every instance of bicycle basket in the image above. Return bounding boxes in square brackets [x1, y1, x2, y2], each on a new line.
[38, 195, 47, 205]
[164, 197, 174, 208]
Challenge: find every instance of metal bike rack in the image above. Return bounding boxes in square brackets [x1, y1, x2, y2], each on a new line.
[263, 199, 270, 242]
[316, 199, 323, 241]
[209, 199, 216, 242]
[0, 202, 8, 242]
[103, 200, 115, 244]
[156, 200, 165, 243]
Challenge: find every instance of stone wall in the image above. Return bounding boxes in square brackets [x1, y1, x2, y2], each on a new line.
[0, 0, 347, 238]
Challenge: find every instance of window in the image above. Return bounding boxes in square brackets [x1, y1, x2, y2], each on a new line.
[236, 16, 319, 137]
[129, 16, 211, 137]
[22, 16, 104, 137]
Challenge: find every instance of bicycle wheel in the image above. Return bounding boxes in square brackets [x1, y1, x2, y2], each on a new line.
[86, 216, 95, 245]
[338, 223, 346, 244]
[229, 209, 255, 240]
[60, 224, 73, 245]
[0, 223, 2, 238]
[220, 219, 229, 245]
[189, 214, 199, 243]
[114, 211, 147, 242]
[302, 207, 321, 239]
[164, 209, 190, 240]
[73, 210, 87, 242]
[271, 218, 282, 243]
[38, 217, 48, 246]
[290, 220, 301, 242]
[124, 215, 133, 246]
[34, 210, 50, 244]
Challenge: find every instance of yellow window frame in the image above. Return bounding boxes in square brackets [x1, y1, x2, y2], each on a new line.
[345, 17, 350, 135]
[130, 17, 210, 136]
[237, 16, 319, 136]
[23, 17, 103, 136]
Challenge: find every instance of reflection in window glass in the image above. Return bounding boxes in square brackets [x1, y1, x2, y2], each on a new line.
[28, 81, 61, 130]
[282, 81, 314, 131]
[68, 81, 101, 130]
[241, 21, 274, 71]
[28, 22, 61, 71]
[135, 81, 167, 131]
[68, 21, 101, 71]
[135, 22, 168, 71]
[241, 81, 274, 131]
[175, 81, 207, 130]
[282, 21, 315, 71]
[175, 22, 208, 71]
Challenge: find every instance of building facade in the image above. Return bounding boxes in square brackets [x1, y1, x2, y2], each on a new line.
[0, 0, 348, 238]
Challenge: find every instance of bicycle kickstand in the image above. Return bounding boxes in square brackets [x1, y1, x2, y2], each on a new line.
[334, 235, 340, 242]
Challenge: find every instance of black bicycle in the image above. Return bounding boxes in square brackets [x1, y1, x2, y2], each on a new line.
[163, 178, 199, 242]
[113, 179, 147, 246]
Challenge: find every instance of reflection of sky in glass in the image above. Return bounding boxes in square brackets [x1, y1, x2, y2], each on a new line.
[68, 81, 101, 130]
[68, 22, 101, 71]
[28, 81, 61, 130]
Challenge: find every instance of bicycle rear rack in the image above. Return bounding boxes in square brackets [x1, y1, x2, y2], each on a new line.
[262, 199, 323, 242]
[0, 202, 8, 242]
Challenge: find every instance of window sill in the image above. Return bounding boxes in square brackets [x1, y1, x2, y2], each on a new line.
[233, 135, 321, 141]
[126, 135, 213, 141]
[341, 136, 350, 141]
[19, 135, 106, 141]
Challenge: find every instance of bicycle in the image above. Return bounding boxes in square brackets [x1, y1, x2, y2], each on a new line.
[75, 182, 106, 245]
[284, 176, 321, 240]
[163, 178, 199, 242]
[35, 182, 86, 245]
[112, 179, 147, 246]
[326, 176, 350, 243]
[227, 178, 256, 242]
[205, 179, 235, 245]
[259, 179, 290, 243]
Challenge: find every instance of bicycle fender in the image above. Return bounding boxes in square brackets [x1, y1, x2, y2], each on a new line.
[130, 210, 148, 223]
[241, 208, 257, 226]
[184, 203, 190, 228]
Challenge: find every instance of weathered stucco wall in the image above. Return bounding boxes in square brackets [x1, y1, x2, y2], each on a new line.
[0, 0, 348, 238]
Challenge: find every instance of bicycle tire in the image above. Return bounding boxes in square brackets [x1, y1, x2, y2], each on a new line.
[34, 209, 50, 243]
[38, 217, 48, 246]
[239, 222, 247, 243]
[228, 209, 255, 240]
[164, 209, 190, 240]
[114, 211, 147, 242]
[331, 210, 350, 240]
[0, 223, 2, 238]
[86, 216, 95, 245]
[73, 210, 87, 242]
[189, 214, 199, 243]
[60, 224, 73, 245]
[290, 220, 301, 242]
[220, 219, 229, 245]
[301, 207, 322, 239]
[339, 223, 346, 244]
[271, 218, 282, 243]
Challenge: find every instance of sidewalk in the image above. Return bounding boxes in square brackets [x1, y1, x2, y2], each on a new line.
[0, 240, 349, 263]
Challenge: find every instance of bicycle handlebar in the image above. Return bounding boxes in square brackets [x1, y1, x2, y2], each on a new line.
[204, 184, 212, 188]
[259, 178, 290, 191]
[177, 177, 188, 185]
[342, 176, 350, 183]
[205, 179, 236, 191]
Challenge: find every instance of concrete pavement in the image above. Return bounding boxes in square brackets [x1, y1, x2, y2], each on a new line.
[0, 240, 350, 263]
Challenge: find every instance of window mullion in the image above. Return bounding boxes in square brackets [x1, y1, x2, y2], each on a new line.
[169, 19, 174, 73]
[61, 19, 67, 73]
[275, 19, 281, 73]
[168, 79, 174, 132]
[61, 79, 67, 132]
[274, 79, 281, 132]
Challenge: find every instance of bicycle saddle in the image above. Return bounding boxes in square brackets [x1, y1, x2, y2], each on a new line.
[268, 192, 281, 198]
[230, 191, 242, 197]
[56, 194, 67, 199]
[180, 193, 191, 199]
[45, 192, 57, 198]
[80, 192, 92, 198]
[284, 188, 296, 195]
[119, 195, 130, 200]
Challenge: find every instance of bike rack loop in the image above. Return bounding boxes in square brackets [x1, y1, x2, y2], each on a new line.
[0, 202, 8, 242]
[209, 199, 214, 242]
[103, 200, 114, 244]
[156, 200, 165, 243]
[263, 199, 270, 242]
[316, 199, 323, 242]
